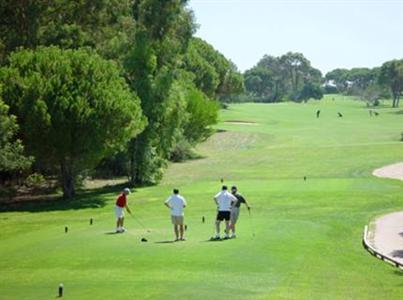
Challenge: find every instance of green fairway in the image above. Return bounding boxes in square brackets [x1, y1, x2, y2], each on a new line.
[1, 95, 403, 299]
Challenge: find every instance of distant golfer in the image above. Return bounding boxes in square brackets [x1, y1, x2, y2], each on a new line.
[230, 186, 251, 238]
[164, 189, 187, 241]
[316, 110, 320, 118]
[212, 185, 237, 240]
[115, 188, 132, 233]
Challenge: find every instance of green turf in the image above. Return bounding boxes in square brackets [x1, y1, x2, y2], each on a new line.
[1, 95, 403, 299]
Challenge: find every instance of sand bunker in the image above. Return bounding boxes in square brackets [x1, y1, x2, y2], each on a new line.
[373, 162, 403, 181]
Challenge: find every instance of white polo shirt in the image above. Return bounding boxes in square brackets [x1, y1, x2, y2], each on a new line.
[165, 194, 187, 216]
[214, 190, 237, 211]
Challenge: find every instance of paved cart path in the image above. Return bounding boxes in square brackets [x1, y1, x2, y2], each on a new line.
[370, 211, 403, 265]
[369, 163, 403, 263]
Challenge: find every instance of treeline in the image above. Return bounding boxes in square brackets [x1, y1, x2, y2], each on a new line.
[242, 52, 403, 108]
[242, 52, 323, 103]
[0, 0, 244, 199]
[325, 61, 403, 108]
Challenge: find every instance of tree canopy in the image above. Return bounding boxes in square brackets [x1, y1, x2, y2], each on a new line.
[0, 87, 32, 174]
[379, 59, 403, 108]
[244, 52, 323, 102]
[0, 47, 146, 198]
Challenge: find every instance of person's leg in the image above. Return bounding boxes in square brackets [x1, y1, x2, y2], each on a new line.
[215, 220, 221, 237]
[174, 224, 179, 240]
[224, 220, 230, 238]
[120, 217, 125, 230]
[179, 225, 184, 240]
[230, 209, 239, 237]
[230, 212, 235, 233]
[116, 218, 120, 231]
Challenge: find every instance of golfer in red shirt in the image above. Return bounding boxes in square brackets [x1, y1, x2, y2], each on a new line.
[115, 188, 132, 233]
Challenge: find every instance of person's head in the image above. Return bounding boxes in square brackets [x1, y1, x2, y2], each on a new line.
[231, 186, 237, 194]
[123, 188, 131, 195]
[173, 188, 179, 195]
[222, 185, 228, 191]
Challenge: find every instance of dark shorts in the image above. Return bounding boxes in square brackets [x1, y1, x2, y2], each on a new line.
[216, 211, 231, 221]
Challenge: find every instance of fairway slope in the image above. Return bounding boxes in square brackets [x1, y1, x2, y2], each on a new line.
[1, 97, 403, 300]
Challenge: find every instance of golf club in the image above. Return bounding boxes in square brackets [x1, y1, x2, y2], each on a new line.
[129, 213, 150, 242]
[130, 213, 150, 232]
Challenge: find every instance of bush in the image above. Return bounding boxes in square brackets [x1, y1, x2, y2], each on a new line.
[24, 173, 46, 188]
[169, 139, 198, 162]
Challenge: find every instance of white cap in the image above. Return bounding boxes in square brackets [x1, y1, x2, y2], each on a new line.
[123, 188, 131, 194]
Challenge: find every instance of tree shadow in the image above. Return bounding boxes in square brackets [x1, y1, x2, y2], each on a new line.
[0, 182, 128, 213]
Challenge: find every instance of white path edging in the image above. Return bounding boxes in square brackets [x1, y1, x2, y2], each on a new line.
[362, 225, 403, 270]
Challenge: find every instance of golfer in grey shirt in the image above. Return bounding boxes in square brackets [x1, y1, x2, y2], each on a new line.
[230, 186, 250, 238]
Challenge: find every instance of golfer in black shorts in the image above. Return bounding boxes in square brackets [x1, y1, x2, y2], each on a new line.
[212, 185, 237, 240]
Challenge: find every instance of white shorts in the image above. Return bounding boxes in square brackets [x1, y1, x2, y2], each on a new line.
[115, 206, 124, 218]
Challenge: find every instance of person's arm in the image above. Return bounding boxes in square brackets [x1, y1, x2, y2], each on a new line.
[164, 197, 172, 209]
[242, 195, 251, 210]
[230, 194, 238, 207]
[182, 197, 187, 208]
[125, 203, 132, 215]
[214, 192, 220, 205]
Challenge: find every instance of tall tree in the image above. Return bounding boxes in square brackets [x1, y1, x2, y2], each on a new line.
[0, 47, 145, 198]
[379, 59, 403, 108]
[0, 0, 45, 57]
[244, 52, 323, 102]
[125, 0, 195, 184]
[183, 37, 244, 101]
[325, 68, 350, 92]
[0, 86, 32, 174]
[0, 0, 135, 63]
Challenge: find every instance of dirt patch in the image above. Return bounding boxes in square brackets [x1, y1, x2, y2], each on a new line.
[224, 120, 258, 125]
[373, 162, 403, 180]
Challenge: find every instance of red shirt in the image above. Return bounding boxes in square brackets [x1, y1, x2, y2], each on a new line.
[116, 193, 127, 208]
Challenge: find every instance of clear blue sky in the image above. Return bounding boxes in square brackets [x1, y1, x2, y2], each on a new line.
[188, 0, 403, 74]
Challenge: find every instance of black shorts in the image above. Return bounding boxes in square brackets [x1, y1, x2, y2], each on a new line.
[216, 211, 231, 221]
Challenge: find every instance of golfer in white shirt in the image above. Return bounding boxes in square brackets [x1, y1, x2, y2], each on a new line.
[212, 185, 237, 240]
[164, 189, 187, 241]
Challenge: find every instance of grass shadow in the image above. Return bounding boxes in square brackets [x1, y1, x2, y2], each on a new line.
[393, 270, 403, 276]
[0, 182, 128, 213]
[154, 240, 175, 244]
[104, 231, 120, 235]
[201, 238, 228, 243]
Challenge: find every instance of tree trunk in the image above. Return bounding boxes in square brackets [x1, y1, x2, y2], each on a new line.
[129, 138, 140, 185]
[60, 160, 75, 199]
